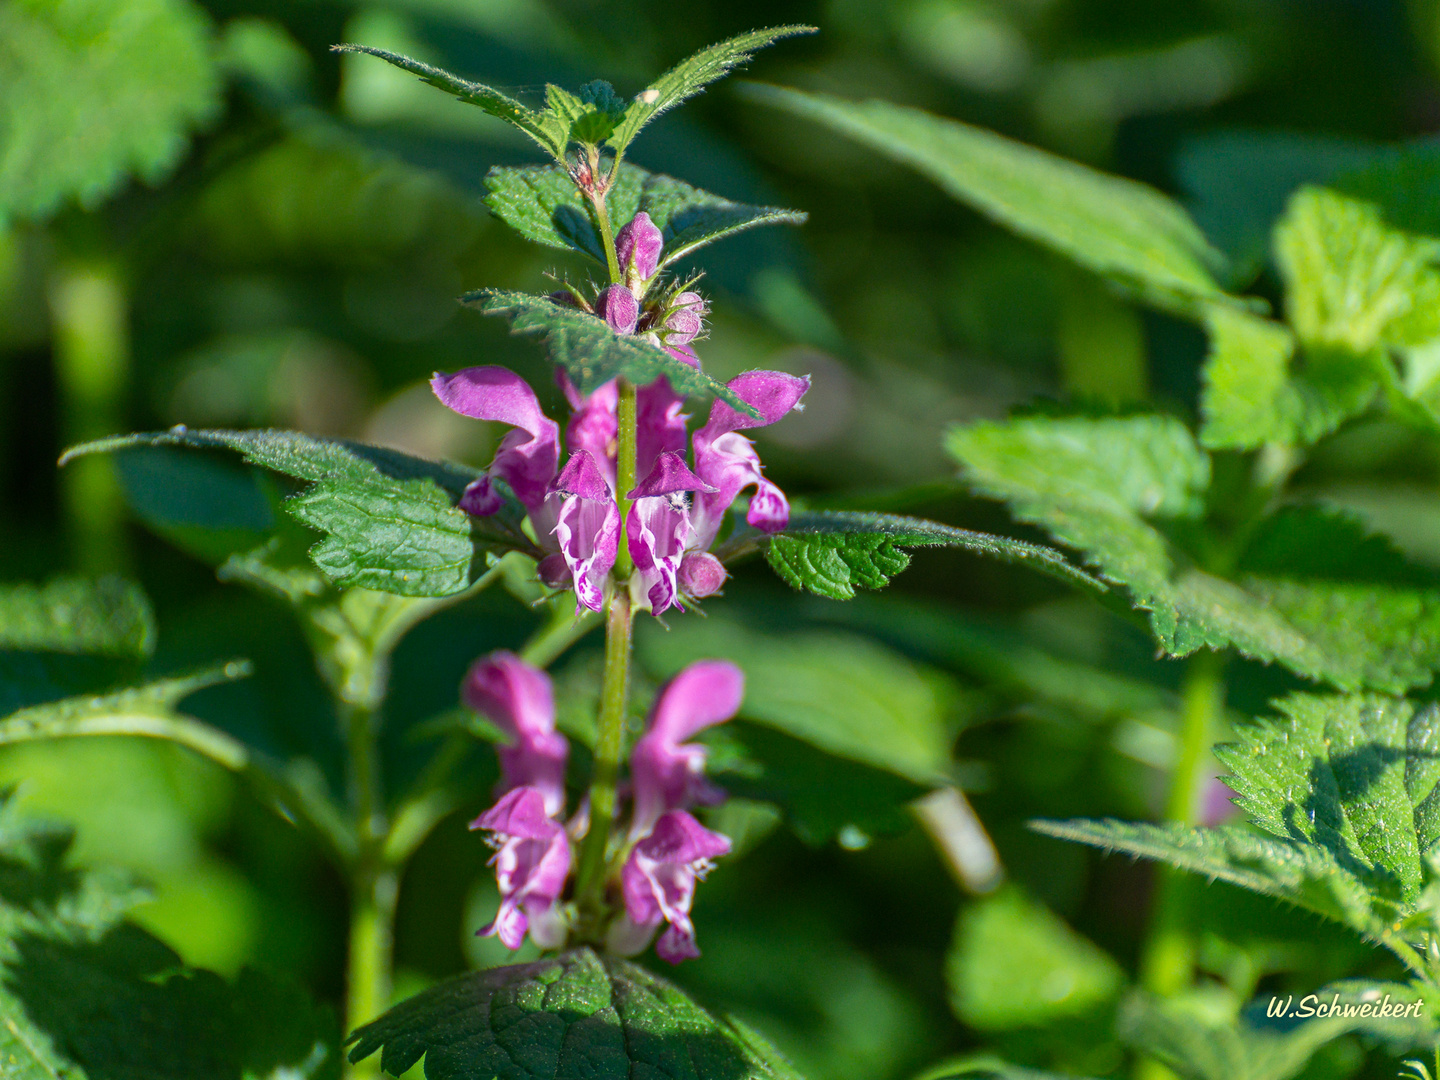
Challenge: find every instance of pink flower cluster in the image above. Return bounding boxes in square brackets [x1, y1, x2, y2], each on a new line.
[431, 211, 809, 615]
[464, 651, 742, 962]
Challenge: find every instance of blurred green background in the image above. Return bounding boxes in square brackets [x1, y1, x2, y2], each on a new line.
[7, 1, 1440, 1078]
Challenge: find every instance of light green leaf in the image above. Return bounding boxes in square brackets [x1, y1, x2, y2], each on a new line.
[330, 44, 568, 159]
[62, 428, 531, 598]
[1199, 306, 1379, 450]
[346, 948, 803, 1079]
[747, 84, 1234, 317]
[737, 509, 1101, 599]
[0, 576, 154, 659]
[914, 1058, 1101, 1080]
[947, 886, 1125, 1030]
[471, 290, 758, 415]
[0, 794, 340, 1080]
[608, 26, 817, 156]
[0, 0, 221, 223]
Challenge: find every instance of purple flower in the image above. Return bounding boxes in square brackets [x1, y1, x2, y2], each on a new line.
[463, 651, 570, 816]
[550, 450, 621, 613]
[471, 786, 572, 949]
[629, 659, 744, 839]
[626, 452, 716, 615]
[597, 284, 639, 335]
[661, 291, 707, 346]
[616, 211, 663, 286]
[621, 810, 732, 963]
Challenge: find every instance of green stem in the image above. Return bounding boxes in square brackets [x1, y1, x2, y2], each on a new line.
[1135, 651, 1225, 1080]
[590, 188, 623, 285]
[342, 698, 391, 1077]
[614, 380, 637, 578]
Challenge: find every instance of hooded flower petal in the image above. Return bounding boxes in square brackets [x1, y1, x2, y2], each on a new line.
[470, 786, 571, 950]
[690, 371, 810, 549]
[625, 453, 716, 616]
[431, 367, 560, 516]
[630, 660, 743, 837]
[616, 211, 663, 283]
[463, 652, 568, 816]
[621, 810, 731, 964]
[551, 451, 620, 614]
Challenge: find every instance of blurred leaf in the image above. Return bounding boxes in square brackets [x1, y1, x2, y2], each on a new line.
[346, 947, 803, 1079]
[63, 428, 531, 598]
[740, 509, 1102, 599]
[330, 44, 568, 159]
[1199, 307, 1377, 450]
[0, 576, 154, 659]
[749, 85, 1234, 317]
[0, 796, 338, 1079]
[639, 615, 955, 784]
[471, 290, 758, 415]
[608, 26, 817, 157]
[1119, 987, 1430, 1080]
[0, 0, 221, 223]
[914, 1057, 1102, 1080]
[947, 885, 1125, 1030]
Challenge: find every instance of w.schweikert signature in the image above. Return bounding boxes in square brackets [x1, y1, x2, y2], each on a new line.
[1265, 993, 1425, 1019]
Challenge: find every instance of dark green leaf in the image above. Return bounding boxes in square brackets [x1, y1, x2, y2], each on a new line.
[0, 576, 154, 659]
[62, 428, 530, 598]
[0, 796, 339, 1079]
[743, 509, 1102, 599]
[637, 172, 807, 268]
[747, 85, 1234, 317]
[330, 44, 568, 159]
[346, 947, 803, 1079]
[470, 290, 758, 415]
[0, 0, 221, 222]
[608, 26, 817, 156]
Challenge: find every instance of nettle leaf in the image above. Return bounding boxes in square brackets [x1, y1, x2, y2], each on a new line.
[63, 428, 531, 598]
[331, 44, 568, 159]
[483, 163, 804, 269]
[608, 26, 817, 157]
[0, 576, 154, 659]
[1199, 306, 1379, 450]
[748, 85, 1234, 317]
[0, 796, 339, 1080]
[0, 0, 221, 223]
[471, 290, 758, 415]
[745, 509, 1101, 600]
[347, 947, 802, 1079]
[950, 417, 1440, 691]
[1119, 988, 1429, 1080]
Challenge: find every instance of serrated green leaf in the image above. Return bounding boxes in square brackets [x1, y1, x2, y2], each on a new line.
[950, 417, 1440, 691]
[947, 886, 1124, 1030]
[62, 428, 531, 598]
[483, 163, 804, 269]
[331, 44, 568, 159]
[745, 509, 1101, 599]
[0, 796, 339, 1080]
[1199, 306, 1379, 450]
[0, 576, 154, 659]
[0, 0, 222, 223]
[747, 84, 1234, 317]
[346, 947, 803, 1079]
[608, 26, 817, 156]
[471, 290, 758, 415]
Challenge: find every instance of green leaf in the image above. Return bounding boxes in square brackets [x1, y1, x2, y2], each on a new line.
[741, 509, 1102, 599]
[0, 0, 222, 223]
[1119, 988, 1430, 1080]
[914, 1058, 1102, 1080]
[471, 290, 759, 415]
[747, 85, 1234, 317]
[330, 44, 568, 159]
[483, 163, 805, 270]
[0, 576, 154, 659]
[346, 947, 803, 1079]
[608, 26, 817, 157]
[1199, 306, 1379, 450]
[950, 417, 1440, 691]
[947, 885, 1125, 1030]
[62, 428, 530, 598]
[0, 796, 339, 1079]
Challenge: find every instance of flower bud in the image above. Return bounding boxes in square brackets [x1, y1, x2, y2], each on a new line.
[537, 553, 574, 589]
[678, 551, 726, 598]
[615, 211, 663, 284]
[663, 291, 707, 345]
[597, 284, 639, 335]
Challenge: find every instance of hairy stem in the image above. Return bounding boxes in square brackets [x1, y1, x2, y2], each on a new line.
[1135, 651, 1226, 1080]
[591, 187, 623, 285]
[615, 379, 637, 578]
